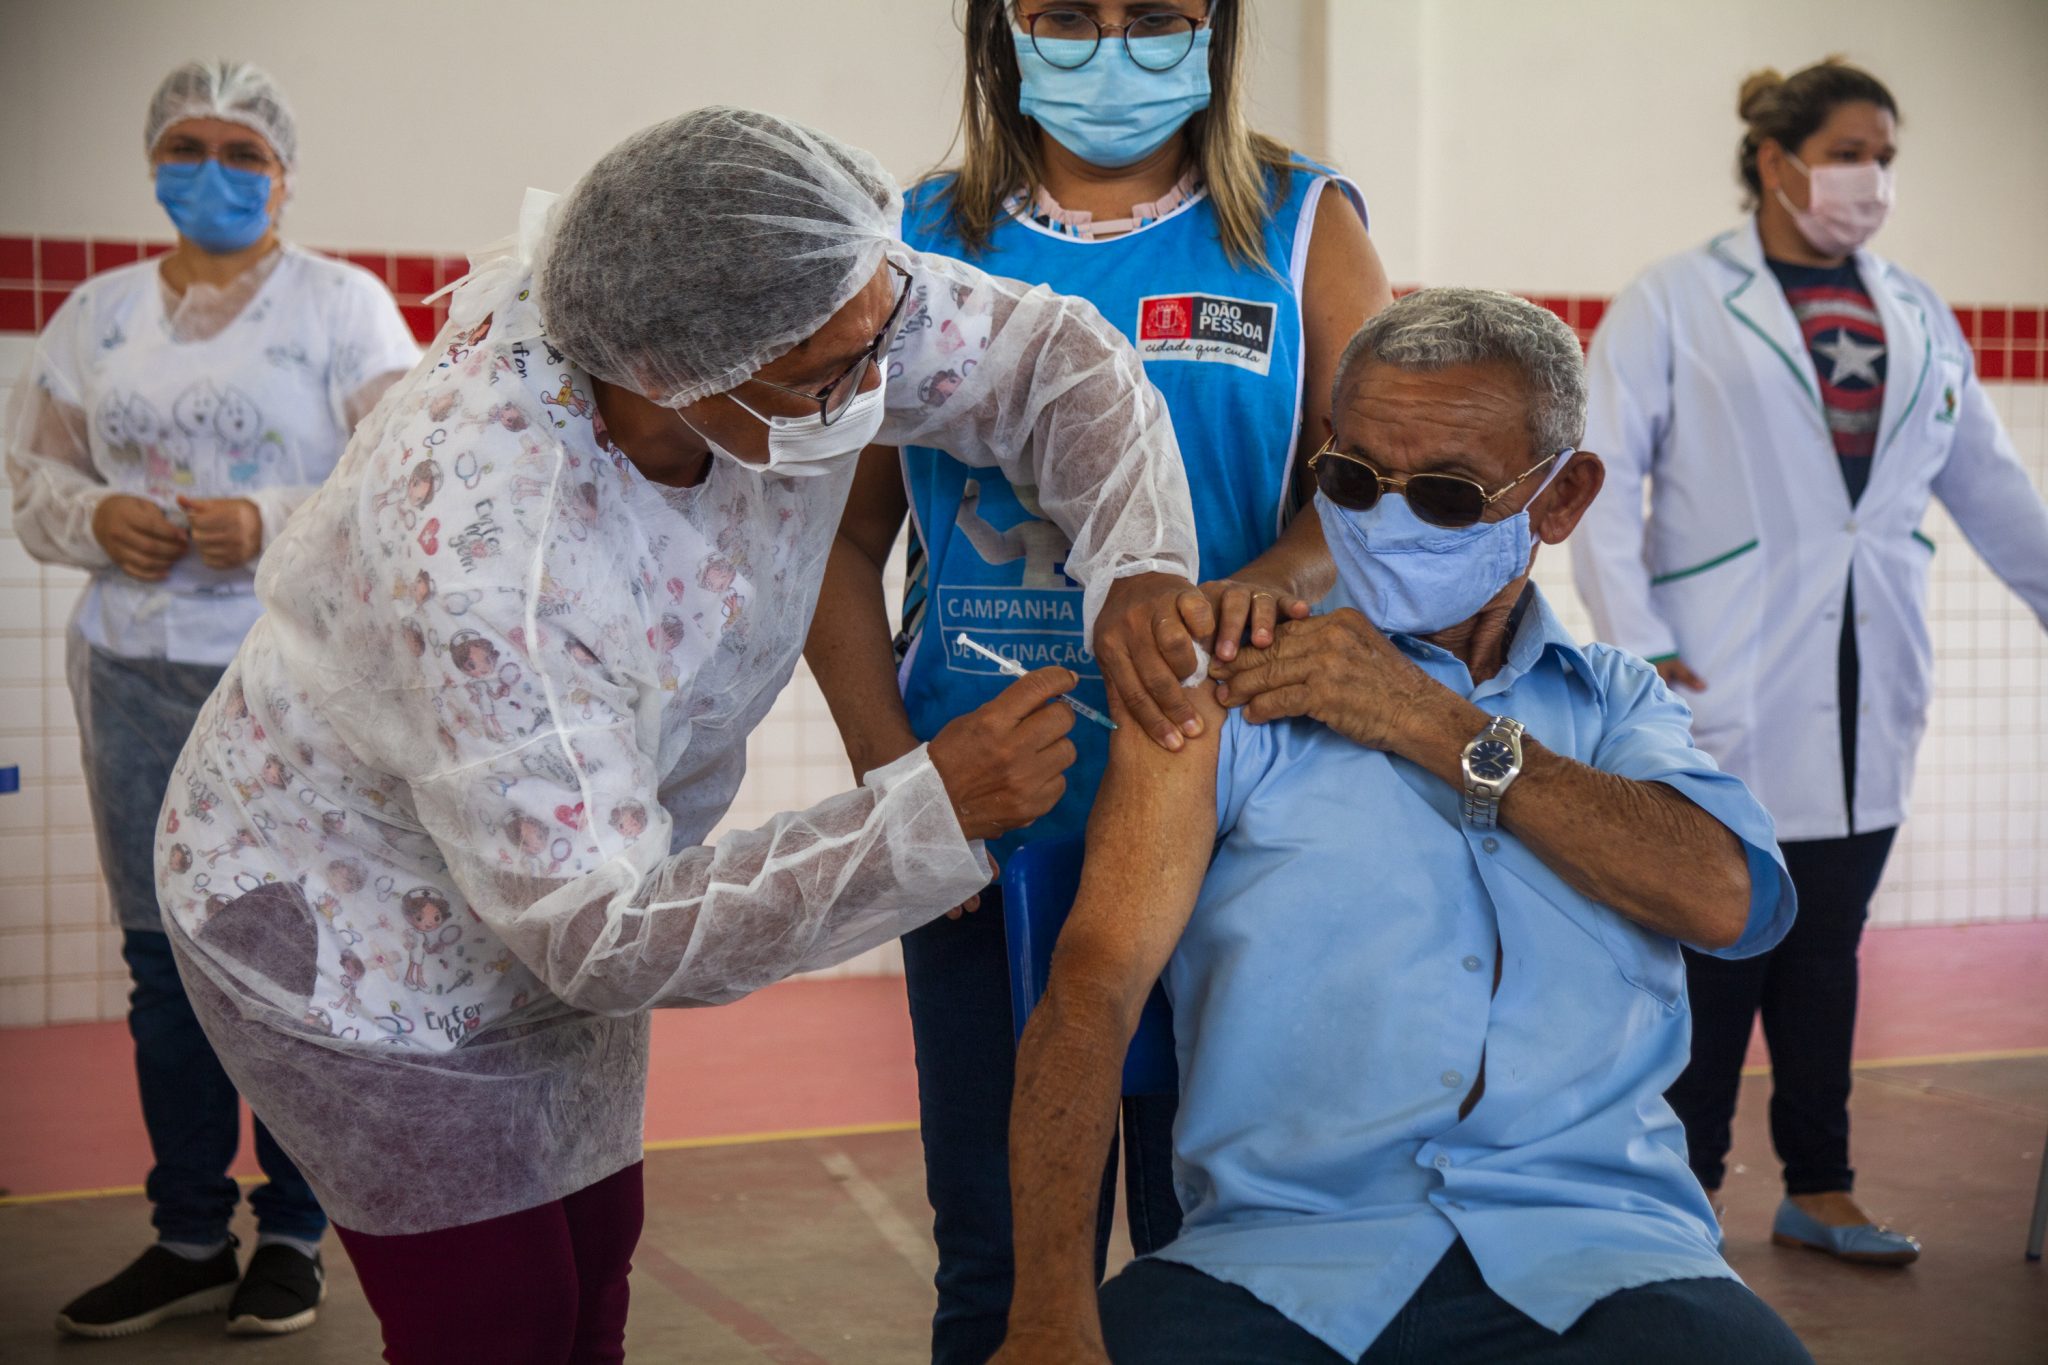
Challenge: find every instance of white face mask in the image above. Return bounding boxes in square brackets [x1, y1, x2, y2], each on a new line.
[718, 375, 888, 478]
[1777, 155, 1894, 257]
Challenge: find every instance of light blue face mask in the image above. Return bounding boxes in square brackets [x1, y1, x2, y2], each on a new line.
[1319, 450, 1575, 636]
[154, 159, 274, 254]
[1013, 28, 1213, 169]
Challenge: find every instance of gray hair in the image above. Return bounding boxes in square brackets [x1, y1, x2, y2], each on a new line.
[1331, 287, 1586, 456]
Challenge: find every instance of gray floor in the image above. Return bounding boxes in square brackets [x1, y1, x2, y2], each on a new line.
[2, 1061, 2042, 1363]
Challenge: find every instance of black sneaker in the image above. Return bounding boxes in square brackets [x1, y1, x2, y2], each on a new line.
[55, 1242, 239, 1338]
[226, 1243, 325, 1336]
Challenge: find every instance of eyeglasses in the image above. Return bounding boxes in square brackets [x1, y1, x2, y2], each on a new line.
[1308, 439, 1571, 529]
[1021, 7, 1207, 71]
[155, 137, 280, 176]
[747, 261, 914, 426]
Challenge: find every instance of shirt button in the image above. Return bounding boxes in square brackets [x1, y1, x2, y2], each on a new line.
[1441, 1070, 1463, 1088]
[1844, 518, 1859, 533]
[1434, 1155, 1451, 1170]
[1462, 955, 1483, 972]
[1481, 837, 1499, 854]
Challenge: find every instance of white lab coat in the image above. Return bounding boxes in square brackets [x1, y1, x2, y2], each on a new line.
[1572, 219, 2048, 841]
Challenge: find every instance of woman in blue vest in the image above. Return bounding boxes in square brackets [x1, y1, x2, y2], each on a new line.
[807, 4, 1389, 1359]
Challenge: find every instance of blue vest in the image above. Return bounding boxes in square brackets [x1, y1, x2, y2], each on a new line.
[900, 165, 1359, 862]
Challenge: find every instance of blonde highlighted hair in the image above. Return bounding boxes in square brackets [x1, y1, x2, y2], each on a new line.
[939, 0, 1296, 271]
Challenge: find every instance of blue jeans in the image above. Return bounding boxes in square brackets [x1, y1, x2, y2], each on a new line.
[80, 647, 225, 932]
[1099, 1240, 1812, 1364]
[903, 885, 1183, 1365]
[81, 646, 325, 1245]
[124, 930, 327, 1244]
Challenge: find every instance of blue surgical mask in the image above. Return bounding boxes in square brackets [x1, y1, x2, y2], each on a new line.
[1318, 452, 1574, 636]
[1013, 29, 1212, 169]
[154, 160, 274, 254]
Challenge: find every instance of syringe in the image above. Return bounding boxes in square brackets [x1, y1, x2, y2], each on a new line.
[952, 632, 1118, 731]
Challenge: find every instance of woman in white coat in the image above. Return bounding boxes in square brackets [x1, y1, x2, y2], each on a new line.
[1573, 59, 2048, 1266]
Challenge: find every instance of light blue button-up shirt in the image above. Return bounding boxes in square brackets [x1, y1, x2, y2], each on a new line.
[1153, 588, 1795, 1359]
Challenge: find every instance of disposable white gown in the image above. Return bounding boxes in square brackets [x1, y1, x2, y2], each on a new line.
[155, 221, 1198, 1233]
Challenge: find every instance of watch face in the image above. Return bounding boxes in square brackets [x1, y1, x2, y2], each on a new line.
[1468, 738, 1515, 781]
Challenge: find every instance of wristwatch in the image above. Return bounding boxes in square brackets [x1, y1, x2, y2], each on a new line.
[1460, 716, 1526, 830]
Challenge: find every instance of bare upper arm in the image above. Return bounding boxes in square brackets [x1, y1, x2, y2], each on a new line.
[1049, 685, 1226, 1017]
[1295, 189, 1392, 478]
[837, 443, 910, 569]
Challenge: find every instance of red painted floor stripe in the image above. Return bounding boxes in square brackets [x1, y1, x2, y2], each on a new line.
[635, 1244, 833, 1365]
[1, 923, 2042, 1200]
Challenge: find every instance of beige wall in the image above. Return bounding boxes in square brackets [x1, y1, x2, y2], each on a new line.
[3, 1, 2042, 297]
[1328, 0, 2048, 297]
[0, 0, 1309, 253]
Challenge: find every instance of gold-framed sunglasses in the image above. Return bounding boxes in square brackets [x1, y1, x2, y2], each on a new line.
[1308, 438, 1572, 529]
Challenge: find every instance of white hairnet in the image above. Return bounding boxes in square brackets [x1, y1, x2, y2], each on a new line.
[145, 60, 298, 171]
[539, 106, 900, 408]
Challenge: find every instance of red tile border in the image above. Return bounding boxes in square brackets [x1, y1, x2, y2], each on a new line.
[38, 239, 87, 284]
[0, 287, 34, 332]
[89, 240, 141, 273]
[0, 235, 34, 283]
[400, 304, 439, 342]
[392, 255, 437, 297]
[0, 239, 2038, 389]
[343, 250, 391, 283]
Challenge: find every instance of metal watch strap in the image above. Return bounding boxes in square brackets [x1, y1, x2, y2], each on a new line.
[1461, 716, 1526, 830]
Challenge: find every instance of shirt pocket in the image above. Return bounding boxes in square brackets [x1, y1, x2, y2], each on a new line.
[1927, 354, 1968, 434]
[1497, 849, 1685, 1012]
[1591, 909, 1686, 1012]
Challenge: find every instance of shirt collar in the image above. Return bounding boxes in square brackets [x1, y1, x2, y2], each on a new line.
[1394, 584, 1601, 699]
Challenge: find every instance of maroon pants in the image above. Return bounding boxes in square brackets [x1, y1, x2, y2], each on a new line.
[335, 1162, 645, 1365]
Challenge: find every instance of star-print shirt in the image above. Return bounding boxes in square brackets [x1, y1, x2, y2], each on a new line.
[1767, 257, 1888, 504]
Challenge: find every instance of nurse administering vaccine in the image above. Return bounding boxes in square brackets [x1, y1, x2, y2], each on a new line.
[1573, 58, 2048, 1266]
[6, 61, 417, 1340]
[805, 3, 1390, 1359]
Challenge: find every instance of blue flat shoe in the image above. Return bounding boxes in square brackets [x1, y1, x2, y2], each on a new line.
[1770, 1198, 1920, 1266]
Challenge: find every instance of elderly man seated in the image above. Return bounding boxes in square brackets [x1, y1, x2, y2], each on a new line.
[991, 289, 1812, 1365]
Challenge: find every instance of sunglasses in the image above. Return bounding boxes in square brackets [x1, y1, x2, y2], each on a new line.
[1309, 438, 1571, 529]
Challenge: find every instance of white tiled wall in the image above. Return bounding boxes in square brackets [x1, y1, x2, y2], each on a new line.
[0, 335, 130, 1027]
[3, 341, 2043, 1025]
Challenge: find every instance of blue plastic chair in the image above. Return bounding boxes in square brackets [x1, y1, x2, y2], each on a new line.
[1001, 834, 1178, 1096]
